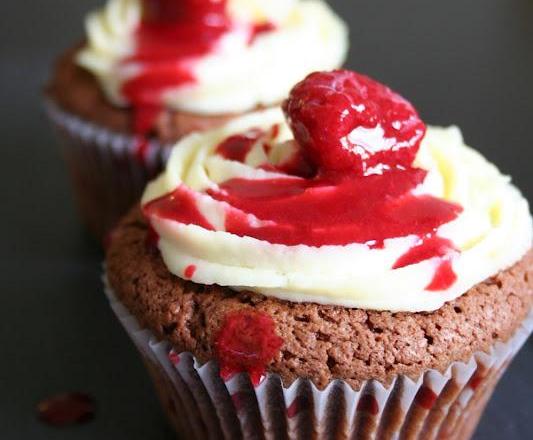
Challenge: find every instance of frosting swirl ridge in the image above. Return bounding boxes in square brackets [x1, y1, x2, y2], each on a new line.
[142, 109, 532, 312]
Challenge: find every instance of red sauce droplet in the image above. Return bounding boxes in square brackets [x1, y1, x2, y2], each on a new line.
[184, 264, 197, 279]
[286, 395, 310, 418]
[37, 393, 95, 427]
[214, 310, 283, 386]
[393, 235, 458, 290]
[393, 235, 455, 269]
[468, 370, 485, 390]
[426, 259, 457, 291]
[231, 391, 247, 411]
[249, 21, 276, 44]
[134, 136, 151, 164]
[356, 394, 379, 415]
[216, 129, 265, 162]
[168, 351, 180, 365]
[415, 386, 438, 410]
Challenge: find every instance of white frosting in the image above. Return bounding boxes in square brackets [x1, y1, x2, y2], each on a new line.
[142, 109, 532, 312]
[77, 0, 348, 114]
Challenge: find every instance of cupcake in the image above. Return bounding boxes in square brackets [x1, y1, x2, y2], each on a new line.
[45, 0, 348, 240]
[105, 70, 532, 439]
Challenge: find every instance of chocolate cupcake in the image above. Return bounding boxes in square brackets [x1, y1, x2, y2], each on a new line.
[105, 70, 532, 439]
[45, 0, 348, 240]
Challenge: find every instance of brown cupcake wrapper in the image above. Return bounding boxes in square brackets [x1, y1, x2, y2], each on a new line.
[103, 274, 533, 439]
[44, 100, 170, 241]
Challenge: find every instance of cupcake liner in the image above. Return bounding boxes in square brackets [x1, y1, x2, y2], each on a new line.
[103, 274, 533, 439]
[44, 100, 171, 241]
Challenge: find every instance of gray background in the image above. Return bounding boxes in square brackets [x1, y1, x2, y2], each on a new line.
[1, 0, 532, 438]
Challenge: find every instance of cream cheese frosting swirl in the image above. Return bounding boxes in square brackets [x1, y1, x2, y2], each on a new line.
[76, 0, 348, 114]
[141, 108, 532, 312]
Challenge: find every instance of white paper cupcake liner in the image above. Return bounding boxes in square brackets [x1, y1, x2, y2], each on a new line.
[44, 100, 171, 240]
[103, 274, 532, 439]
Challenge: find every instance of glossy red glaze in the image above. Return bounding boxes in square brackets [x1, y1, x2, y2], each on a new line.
[207, 168, 462, 247]
[416, 386, 438, 410]
[37, 393, 95, 426]
[231, 391, 247, 411]
[283, 70, 426, 177]
[393, 235, 456, 269]
[216, 129, 265, 162]
[426, 259, 457, 291]
[356, 394, 379, 415]
[214, 310, 283, 386]
[168, 351, 181, 365]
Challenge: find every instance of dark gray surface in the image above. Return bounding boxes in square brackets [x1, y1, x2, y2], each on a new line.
[1, 0, 532, 438]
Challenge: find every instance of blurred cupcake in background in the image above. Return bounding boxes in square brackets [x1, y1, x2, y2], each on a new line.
[44, 0, 348, 240]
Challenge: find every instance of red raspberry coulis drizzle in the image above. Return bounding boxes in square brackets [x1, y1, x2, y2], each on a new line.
[214, 310, 283, 385]
[121, 0, 276, 160]
[122, 0, 230, 151]
[215, 128, 265, 162]
[393, 235, 458, 290]
[184, 264, 197, 279]
[143, 70, 464, 292]
[144, 186, 214, 231]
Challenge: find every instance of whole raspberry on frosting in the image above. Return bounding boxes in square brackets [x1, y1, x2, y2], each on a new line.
[283, 70, 426, 176]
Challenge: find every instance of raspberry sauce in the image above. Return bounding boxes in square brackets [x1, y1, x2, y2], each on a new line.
[144, 168, 461, 247]
[143, 70, 464, 292]
[123, 0, 231, 139]
[214, 310, 283, 385]
[184, 264, 197, 279]
[215, 129, 265, 162]
[121, 1, 277, 146]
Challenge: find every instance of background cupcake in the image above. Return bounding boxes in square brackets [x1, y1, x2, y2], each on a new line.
[45, 0, 348, 240]
[105, 70, 532, 439]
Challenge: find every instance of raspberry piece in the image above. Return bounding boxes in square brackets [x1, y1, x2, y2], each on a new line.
[283, 70, 426, 176]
